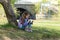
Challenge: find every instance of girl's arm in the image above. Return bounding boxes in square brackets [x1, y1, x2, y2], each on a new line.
[19, 17, 22, 24]
[23, 19, 29, 26]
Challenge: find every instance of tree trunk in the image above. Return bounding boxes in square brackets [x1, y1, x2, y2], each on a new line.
[0, 0, 18, 26]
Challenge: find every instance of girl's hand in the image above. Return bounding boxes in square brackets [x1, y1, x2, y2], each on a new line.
[28, 19, 31, 22]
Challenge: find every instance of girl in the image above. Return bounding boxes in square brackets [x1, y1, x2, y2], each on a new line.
[18, 11, 33, 32]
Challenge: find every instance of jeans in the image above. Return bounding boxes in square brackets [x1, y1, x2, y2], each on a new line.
[18, 22, 32, 30]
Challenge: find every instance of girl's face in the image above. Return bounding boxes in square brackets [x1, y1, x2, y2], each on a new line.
[26, 14, 30, 19]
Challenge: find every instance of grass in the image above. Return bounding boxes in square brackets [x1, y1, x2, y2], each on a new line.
[0, 16, 60, 40]
[0, 4, 60, 40]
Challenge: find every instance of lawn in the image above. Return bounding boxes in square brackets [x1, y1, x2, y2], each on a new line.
[0, 4, 60, 40]
[0, 16, 60, 40]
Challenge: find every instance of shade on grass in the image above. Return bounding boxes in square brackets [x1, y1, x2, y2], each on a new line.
[0, 17, 60, 40]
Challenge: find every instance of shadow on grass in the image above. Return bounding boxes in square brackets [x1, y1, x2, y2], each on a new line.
[0, 23, 60, 40]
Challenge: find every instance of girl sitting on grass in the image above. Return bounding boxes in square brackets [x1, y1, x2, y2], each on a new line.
[18, 11, 33, 32]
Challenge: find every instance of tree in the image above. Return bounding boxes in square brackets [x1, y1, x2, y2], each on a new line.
[0, 0, 18, 26]
[42, 0, 48, 3]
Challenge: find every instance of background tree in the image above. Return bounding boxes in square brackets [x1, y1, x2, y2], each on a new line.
[0, 0, 18, 26]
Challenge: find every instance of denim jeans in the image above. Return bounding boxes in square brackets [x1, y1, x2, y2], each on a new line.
[18, 22, 32, 30]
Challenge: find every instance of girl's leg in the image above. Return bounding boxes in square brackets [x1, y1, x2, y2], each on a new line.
[28, 23, 32, 28]
[18, 22, 25, 30]
[25, 23, 32, 32]
[22, 25, 26, 30]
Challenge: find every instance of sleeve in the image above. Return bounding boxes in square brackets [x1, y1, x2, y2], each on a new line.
[18, 20, 22, 28]
[19, 17, 22, 23]
[19, 17, 21, 22]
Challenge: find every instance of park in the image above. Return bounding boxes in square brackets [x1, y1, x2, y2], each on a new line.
[0, 0, 60, 40]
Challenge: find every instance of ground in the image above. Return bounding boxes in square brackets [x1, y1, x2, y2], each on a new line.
[0, 4, 60, 40]
[0, 16, 60, 40]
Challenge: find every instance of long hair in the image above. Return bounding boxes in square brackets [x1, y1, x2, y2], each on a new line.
[20, 11, 30, 24]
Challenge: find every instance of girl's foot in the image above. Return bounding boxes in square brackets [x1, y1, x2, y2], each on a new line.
[25, 28, 32, 32]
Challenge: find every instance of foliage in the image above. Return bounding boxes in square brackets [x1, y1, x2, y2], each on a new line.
[42, 0, 48, 3]
[11, 0, 16, 4]
[58, 0, 60, 4]
[35, 2, 40, 13]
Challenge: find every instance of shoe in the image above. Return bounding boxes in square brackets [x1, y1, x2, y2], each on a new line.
[28, 28, 32, 32]
[25, 28, 32, 32]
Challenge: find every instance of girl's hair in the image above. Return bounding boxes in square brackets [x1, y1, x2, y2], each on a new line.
[20, 11, 30, 24]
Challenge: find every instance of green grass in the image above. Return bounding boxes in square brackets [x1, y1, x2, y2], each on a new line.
[33, 20, 60, 30]
[0, 17, 60, 40]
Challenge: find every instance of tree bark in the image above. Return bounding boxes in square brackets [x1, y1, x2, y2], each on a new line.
[0, 0, 18, 26]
